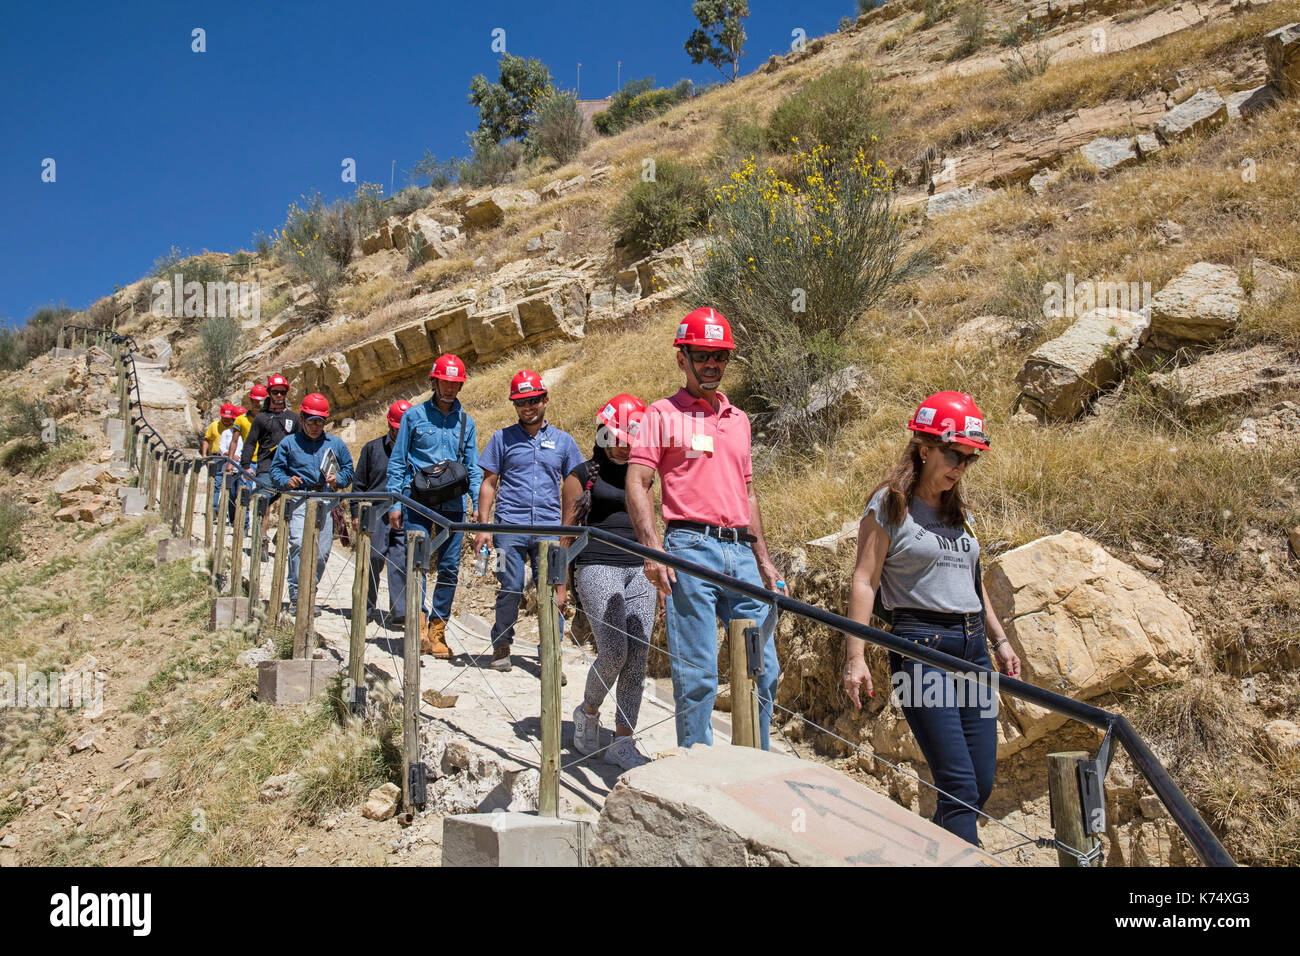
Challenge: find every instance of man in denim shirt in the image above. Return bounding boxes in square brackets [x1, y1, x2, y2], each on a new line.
[385, 354, 482, 658]
[474, 369, 582, 672]
[270, 393, 355, 608]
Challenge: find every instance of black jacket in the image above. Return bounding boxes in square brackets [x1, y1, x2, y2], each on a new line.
[354, 433, 394, 495]
[242, 409, 298, 474]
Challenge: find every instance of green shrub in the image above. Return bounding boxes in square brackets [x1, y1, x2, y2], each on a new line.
[1004, 21, 1052, 83]
[592, 78, 693, 136]
[878, 31, 901, 51]
[608, 159, 710, 258]
[529, 88, 589, 164]
[457, 136, 524, 188]
[949, 2, 989, 59]
[0, 500, 26, 564]
[184, 317, 243, 407]
[921, 0, 951, 29]
[839, 16, 855, 31]
[765, 65, 884, 167]
[390, 185, 434, 217]
[410, 151, 459, 189]
[0, 397, 58, 444]
[686, 147, 919, 449]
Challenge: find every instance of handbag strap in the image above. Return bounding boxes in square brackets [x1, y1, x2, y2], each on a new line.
[457, 411, 466, 461]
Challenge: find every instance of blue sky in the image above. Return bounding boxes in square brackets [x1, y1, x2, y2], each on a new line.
[0, 0, 863, 326]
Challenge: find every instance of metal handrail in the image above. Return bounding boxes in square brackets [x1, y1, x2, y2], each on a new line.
[73, 322, 1234, 867]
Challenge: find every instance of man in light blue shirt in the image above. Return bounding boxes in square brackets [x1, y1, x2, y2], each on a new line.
[270, 393, 355, 607]
[385, 354, 482, 657]
[474, 369, 583, 671]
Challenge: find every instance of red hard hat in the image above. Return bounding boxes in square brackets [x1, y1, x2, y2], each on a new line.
[219, 403, 237, 420]
[233, 406, 247, 418]
[250, 384, 269, 401]
[596, 394, 647, 446]
[267, 373, 289, 390]
[300, 393, 330, 420]
[387, 399, 412, 430]
[907, 391, 991, 450]
[430, 353, 467, 382]
[509, 369, 547, 401]
[674, 307, 736, 350]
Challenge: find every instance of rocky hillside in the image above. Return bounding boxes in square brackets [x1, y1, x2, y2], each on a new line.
[4, 0, 1300, 865]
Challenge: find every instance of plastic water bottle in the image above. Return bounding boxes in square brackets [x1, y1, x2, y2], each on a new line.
[475, 545, 491, 576]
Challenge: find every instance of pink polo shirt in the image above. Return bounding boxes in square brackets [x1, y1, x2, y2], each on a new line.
[630, 388, 753, 527]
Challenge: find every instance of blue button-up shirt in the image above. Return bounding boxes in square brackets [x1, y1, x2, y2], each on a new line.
[385, 397, 482, 515]
[270, 431, 355, 491]
[479, 421, 583, 524]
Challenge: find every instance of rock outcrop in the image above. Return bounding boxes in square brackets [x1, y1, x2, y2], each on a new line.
[985, 531, 1201, 747]
[1015, 308, 1149, 421]
[1265, 22, 1300, 97]
[1144, 262, 1244, 354]
[1148, 345, 1300, 414]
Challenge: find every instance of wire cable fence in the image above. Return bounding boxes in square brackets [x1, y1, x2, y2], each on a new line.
[81, 325, 1235, 867]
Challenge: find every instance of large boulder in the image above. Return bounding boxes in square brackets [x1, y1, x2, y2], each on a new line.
[1015, 308, 1149, 421]
[1265, 22, 1300, 97]
[1148, 345, 1300, 414]
[985, 532, 1201, 745]
[1144, 262, 1243, 354]
[1154, 89, 1227, 142]
[589, 745, 997, 866]
[463, 187, 540, 229]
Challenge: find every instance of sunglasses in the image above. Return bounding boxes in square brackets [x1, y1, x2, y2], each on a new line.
[938, 445, 980, 469]
[512, 395, 545, 408]
[268, 389, 288, 396]
[687, 349, 731, 364]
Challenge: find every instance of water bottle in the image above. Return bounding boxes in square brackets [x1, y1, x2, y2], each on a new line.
[475, 545, 491, 576]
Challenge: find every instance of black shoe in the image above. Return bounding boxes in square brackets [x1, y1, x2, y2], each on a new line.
[388, 616, 405, 632]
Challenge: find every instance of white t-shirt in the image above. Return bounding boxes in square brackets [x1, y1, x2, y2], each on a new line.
[218, 427, 244, 462]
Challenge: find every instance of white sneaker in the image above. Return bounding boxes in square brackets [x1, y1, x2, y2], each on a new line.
[604, 735, 650, 771]
[572, 703, 601, 755]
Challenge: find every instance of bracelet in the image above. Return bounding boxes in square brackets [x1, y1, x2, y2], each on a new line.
[990, 638, 1009, 651]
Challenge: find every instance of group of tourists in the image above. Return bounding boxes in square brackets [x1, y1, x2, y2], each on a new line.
[198, 303, 1020, 843]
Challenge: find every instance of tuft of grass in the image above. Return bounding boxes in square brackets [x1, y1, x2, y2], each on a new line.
[0, 500, 27, 563]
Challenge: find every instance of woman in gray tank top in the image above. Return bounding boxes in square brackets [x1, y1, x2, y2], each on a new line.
[842, 392, 1020, 846]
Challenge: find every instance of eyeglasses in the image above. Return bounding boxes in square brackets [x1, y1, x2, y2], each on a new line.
[512, 396, 545, 408]
[939, 445, 979, 469]
[686, 349, 731, 364]
[268, 389, 288, 396]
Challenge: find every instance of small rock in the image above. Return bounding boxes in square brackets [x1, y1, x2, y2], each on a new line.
[82, 614, 94, 624]
[1288, 526, 1300, 559]
[361, 782, 401, 822]
[1132, 552, 1164, 572]
[1263, 719, 1300, 756]
[69, 731, 102, 754]
[422, 689, 459, 709]
[258, 772, 301, 802]
[1138, 794, 1165, 818]
[138, 761, 164, 788]
[0, 833, 18, 848]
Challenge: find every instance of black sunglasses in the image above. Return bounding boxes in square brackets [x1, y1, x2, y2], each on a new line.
[512, 395, 545, 408]
[686, 349, 731, 364]
[939, 445, 979, 469]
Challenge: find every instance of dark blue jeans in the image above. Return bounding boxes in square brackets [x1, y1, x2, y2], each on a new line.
[368, 519, 407, 618]
[407, 507, 463, 623]
[490, 532, 560, 648]
[887, 609, 998, 847]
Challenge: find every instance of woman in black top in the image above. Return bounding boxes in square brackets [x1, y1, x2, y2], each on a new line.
[560, 394, 656, 771]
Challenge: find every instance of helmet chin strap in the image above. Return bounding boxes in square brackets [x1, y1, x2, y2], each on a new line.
[682, 347, 720, 392]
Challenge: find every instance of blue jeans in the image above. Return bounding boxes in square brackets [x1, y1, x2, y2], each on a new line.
[887, 609, 998, 847]
[490, 532, 559, 648]
[211, 470, 251, 530]
[407, 508, 463, 623]
[285, 496, 333, 603]
[368, 518, 407, 618]
[662, 528, 781, 750]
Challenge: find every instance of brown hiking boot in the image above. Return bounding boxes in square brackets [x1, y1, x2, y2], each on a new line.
[427, 619, 452, 659]
[419, 615, 435, 657]
[490, 643, 512, 672]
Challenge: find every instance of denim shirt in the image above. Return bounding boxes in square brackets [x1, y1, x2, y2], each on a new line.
[479, 422, 583, 525]
[270, 431, 355, 492]
[385, 397, 481, 515]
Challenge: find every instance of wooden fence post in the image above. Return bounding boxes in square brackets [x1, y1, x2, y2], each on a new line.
[246, 492, 265, 626]
[266, 496, 288, 626]
[402, 527, 426, 815]
[1047, 751, 1100, 867]
[212, 471, 229, 586]
[538, 541, 562, 817]
[728, 618, 760, 748]
[229, 485, 247, 597]
[292, 498, 319, 658]
[183, 461, 198, 542]
[348, 504, 373, 706]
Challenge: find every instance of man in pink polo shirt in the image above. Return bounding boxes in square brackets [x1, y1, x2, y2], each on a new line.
[627, 307, 783, 749]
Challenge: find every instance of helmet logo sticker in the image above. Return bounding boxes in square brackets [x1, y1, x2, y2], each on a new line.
[704, 324, 724, 340]
[915, 407, 936, 426]
[601, 403, 615, 419]
[677, 323, 688, 338]
[965, 415, 983, 432]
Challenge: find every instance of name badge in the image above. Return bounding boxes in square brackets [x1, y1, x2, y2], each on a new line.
[540, 439, 556, 450]
[690, 433, 714, 454]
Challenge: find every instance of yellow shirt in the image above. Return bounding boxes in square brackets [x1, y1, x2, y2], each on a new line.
[233, 414, 252, 441]
[203, 420, 223, 450]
